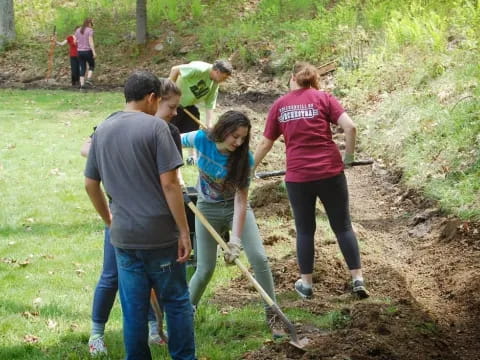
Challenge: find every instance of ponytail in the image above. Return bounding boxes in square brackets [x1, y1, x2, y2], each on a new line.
[292, 62, 320, 90]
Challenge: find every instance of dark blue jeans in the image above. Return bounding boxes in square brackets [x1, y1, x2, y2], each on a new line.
[91, 227, 156, 324]
[115, 246, 195, 360]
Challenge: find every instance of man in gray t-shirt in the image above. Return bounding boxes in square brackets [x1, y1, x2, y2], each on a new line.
[84, 71, 195, 360]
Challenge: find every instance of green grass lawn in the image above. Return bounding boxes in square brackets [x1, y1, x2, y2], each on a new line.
[0, 89, 276, 359]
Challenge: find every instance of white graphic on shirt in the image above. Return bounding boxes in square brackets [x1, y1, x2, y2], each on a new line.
[278, 103, 318, 123]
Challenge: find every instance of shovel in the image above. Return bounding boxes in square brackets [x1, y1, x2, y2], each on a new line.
[182, 106, 207, 130]
[183, 194, 309, 349]
[255, 159, 374, 179]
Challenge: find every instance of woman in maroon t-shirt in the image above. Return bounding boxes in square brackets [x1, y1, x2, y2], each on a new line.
[254, 62, 369, 300]
[56, 26, 80, 86]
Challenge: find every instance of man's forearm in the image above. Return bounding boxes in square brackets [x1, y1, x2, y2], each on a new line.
[162, 180, 189, 236]
[85, 178, 111, 226]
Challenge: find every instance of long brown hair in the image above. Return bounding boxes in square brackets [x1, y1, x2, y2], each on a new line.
[292, 62, 320, 90]
[208, 111, 252, 188]
[80, 18, 93, 34]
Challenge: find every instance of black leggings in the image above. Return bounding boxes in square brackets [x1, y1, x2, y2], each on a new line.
[70, 56, 80, 85]
[78, 50, 95, 77]
[171, 105, 200, 134]
[286, 173, 361, 274]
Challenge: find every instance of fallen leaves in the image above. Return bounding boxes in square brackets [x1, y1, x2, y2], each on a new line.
[33, 297, 42, 307]
[1, 257, 16, 264]
[23, 334, 39, 344]
[47, 319, 57, 330]
[75, 268, 85, 276]
[18, 258, 31, 267]
[49, 168, 65, 176]
[22, 311, 39, 319]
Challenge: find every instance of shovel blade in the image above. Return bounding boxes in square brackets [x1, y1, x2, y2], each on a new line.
[289, 336, 310, 349]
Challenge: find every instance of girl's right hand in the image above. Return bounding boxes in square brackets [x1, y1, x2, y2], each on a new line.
[224, 242, 241, 265]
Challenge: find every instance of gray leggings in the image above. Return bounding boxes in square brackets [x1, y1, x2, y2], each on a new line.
[189, 199, 276, 306]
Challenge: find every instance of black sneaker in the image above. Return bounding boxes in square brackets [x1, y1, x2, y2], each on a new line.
[294, 279, 313, 299]
[352, 279, 369, 299]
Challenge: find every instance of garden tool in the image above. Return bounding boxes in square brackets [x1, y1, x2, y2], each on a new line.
[182, 106, 207, 130]
[255, 159, 374, 179]
[150, 289, 169, 343]
[46, 25, 56, 80]
[182, 193, 309, 349]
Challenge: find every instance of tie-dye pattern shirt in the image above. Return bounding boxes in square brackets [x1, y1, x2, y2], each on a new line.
[181, 130, 253, 202]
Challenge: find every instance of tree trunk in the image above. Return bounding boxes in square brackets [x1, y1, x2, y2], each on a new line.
[0, 0, 16, 48]
[136, 0, 147, 45]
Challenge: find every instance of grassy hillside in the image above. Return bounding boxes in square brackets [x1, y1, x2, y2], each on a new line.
[4, 0, 480, 219]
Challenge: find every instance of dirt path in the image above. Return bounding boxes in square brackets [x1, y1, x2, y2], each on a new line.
[209, 99, 480, 360]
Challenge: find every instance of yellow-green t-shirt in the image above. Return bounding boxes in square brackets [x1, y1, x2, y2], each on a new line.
[177, 61, 219, 109]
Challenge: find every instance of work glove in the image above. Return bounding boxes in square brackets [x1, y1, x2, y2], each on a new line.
[224, 236, 242, 265]
[343, 153, 355, 169]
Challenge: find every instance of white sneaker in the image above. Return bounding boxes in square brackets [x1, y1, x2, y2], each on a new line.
[88, 335, 107, 356]
[148, 333, 167, 346]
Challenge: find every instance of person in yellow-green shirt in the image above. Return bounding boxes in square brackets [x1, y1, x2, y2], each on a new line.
[169, 60, 232, 165]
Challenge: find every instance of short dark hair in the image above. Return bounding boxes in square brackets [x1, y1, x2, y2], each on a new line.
[212, 60, 233, 75]
[124, 71, 161, 103]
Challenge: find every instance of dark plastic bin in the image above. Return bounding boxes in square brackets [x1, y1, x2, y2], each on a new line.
[185, 187, 197, 278]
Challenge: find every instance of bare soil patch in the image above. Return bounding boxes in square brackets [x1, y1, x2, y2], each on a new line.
[210, 100, 480, 360]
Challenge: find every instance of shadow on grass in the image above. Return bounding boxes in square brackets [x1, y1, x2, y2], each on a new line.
[0, 299, 89, 322]
[0, 329, 133, 360]
[0, 221, 102, 239]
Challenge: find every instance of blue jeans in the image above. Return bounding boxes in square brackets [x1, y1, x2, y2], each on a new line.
[115, 246, 195, 360]
[91, 227, 156, 324]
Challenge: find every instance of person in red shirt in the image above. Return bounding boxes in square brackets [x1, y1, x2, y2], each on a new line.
[254, 62, 369, 300]
[56, 26, 80, 86]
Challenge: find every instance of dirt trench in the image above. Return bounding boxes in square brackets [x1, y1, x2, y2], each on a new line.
[209, 99, 480, 360]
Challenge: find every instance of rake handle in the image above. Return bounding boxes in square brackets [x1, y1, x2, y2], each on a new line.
[255, 159, 374, 179]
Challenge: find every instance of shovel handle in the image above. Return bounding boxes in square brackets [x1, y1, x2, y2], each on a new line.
[182, 107, 207, 130]
[150, 289, 169, 343]
[183, 193, 302, 345]
[183, 194, 274, 305]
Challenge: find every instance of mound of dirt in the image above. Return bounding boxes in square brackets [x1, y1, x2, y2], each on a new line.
[250, 180, 288, 208]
